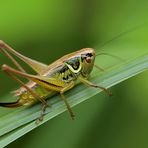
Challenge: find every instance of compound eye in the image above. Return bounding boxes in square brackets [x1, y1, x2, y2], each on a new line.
[85, 57, 92, 63]
[86, 53, 93, 57]
[85, 53, 93, 63]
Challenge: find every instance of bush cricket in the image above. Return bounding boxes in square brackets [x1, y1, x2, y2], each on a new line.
[0, 40, 115, 121]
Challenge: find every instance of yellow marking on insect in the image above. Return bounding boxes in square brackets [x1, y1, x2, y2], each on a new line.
[65, 58, 82, 73]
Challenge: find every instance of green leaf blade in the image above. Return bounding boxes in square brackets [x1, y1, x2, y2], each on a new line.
[0, 26, 148, 147]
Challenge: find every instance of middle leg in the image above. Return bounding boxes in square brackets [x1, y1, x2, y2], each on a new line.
[60, 81, 75, 119]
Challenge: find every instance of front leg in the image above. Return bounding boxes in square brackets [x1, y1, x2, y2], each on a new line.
[78, 76, 112, 96]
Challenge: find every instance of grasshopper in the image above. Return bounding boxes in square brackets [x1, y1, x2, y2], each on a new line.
[0, 40, 112, 120]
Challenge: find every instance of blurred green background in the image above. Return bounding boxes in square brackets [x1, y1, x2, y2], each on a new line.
[0, 0, 147, 148]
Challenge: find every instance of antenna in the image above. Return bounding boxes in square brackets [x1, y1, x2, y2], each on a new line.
[95, 23, 147, 61]
[96, 52, 125, 62]
[96, 23, 146, 50]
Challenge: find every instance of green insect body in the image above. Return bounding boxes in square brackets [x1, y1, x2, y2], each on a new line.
[14, 49, 95, 106]
[0, 40, 110, 120]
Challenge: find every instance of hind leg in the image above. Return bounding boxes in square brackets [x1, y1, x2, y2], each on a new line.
[1, 64, 48, 121]
[0, 40, 48, 74]
[0, 40, 26, 72]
